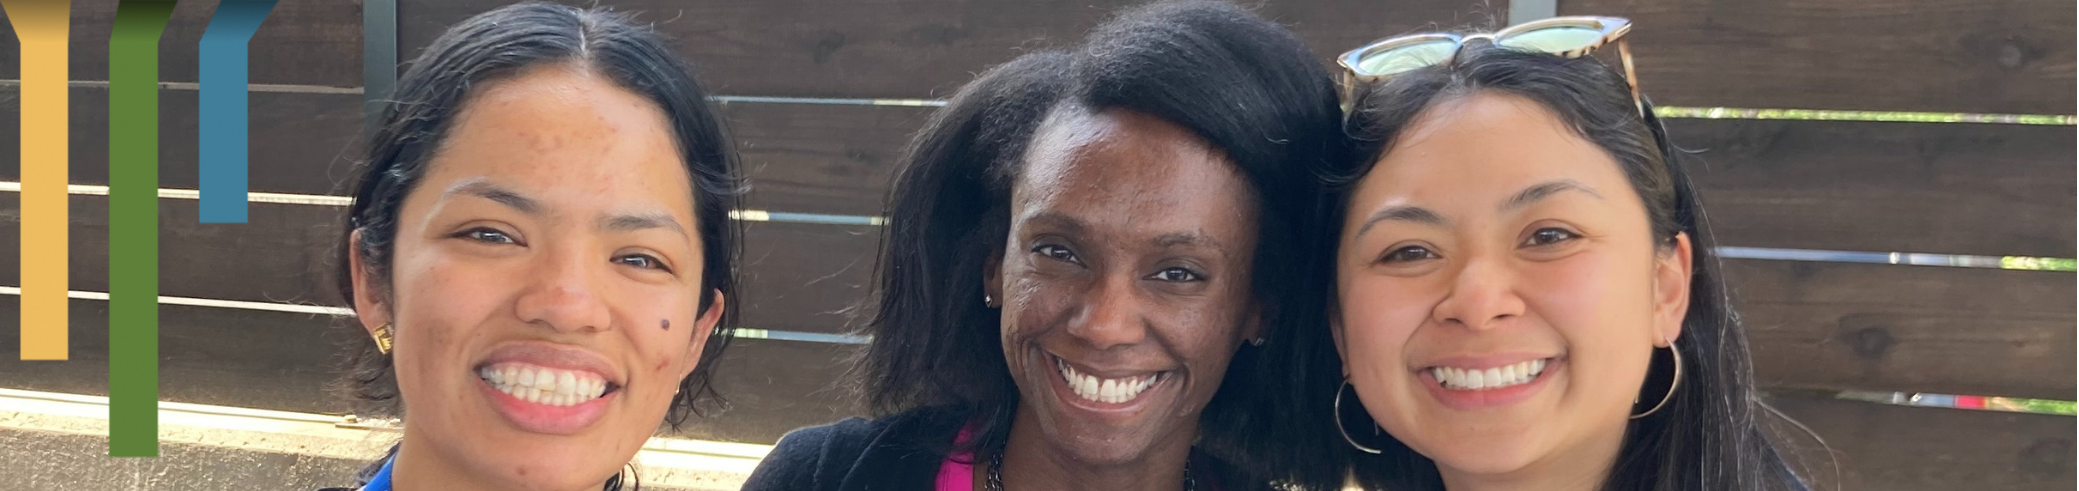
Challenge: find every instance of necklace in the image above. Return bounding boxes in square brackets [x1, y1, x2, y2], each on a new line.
[985, 447, 1196, 491]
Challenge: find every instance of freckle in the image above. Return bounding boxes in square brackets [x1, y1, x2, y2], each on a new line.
[661, 319, 671, 331]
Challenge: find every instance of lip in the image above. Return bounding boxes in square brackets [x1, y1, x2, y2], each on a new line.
[474, 343, 624, 435]
[1415, 355, 1564, 411]
[1044, 353, 1175, 417]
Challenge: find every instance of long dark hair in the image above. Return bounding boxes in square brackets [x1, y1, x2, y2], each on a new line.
[854, 0, 1346, 485]
[332, 3, 742, 489]
[1314, 43, 1808, 491]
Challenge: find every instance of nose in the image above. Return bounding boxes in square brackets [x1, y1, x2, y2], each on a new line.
[1431, 255, 1525, 331]
[513, 246, 612, 334]
[1065, 273, 1149, 350]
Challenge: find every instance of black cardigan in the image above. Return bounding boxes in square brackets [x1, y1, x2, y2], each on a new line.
[740, 408, 965, 490]
[740, 407, 1271, 491]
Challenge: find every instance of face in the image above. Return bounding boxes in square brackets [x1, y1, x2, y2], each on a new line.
[349, 65, 724, 491]
[1333, 92, 1690, 482]
[985, 108, 1263, 467]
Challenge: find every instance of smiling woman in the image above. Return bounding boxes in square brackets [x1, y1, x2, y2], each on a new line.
[318, 3, 741, 491]
[1307, 32, 1810, 491]
[737, 2, 1346, 490]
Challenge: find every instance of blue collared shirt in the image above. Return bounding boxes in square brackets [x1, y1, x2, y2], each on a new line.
[359, 456, 396, 491]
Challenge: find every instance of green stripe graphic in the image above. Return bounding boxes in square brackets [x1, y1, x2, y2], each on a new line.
[109, 0, 178, 458]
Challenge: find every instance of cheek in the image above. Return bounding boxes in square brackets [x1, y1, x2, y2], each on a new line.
[392, 253, 512, 373]
[1338, 275, 1430, 374]
[1521, 252, 1656, 406]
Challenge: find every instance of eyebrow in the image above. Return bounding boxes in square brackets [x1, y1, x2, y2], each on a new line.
[446, 179, 543, 216]
[1154, 231, 1227, 253]
[602, 212, 690, 240]
[1356, 206, 1447, 237]
[1352, 180, 1604, 238]
[446, 178, 689, 239]
[1504, 179, 1603, 211]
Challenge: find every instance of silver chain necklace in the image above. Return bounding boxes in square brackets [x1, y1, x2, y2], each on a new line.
[985, 447, 1197, 491]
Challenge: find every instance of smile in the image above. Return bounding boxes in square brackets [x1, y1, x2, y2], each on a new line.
[1055, 357, 1162, 404]
[479, 362, 616, 407]
[1429, 358, 1549, 391]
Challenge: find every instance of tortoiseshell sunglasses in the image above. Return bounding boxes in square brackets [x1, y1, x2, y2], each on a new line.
[1336, 16, 1641, 116]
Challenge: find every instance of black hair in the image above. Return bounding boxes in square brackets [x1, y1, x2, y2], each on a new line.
[1314, 42, 1809, 491]
[854, 0, 1348, 486]
[332, 3, 741, 489]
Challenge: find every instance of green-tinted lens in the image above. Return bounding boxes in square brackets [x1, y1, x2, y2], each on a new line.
[1497, 25, 1603, 53]
[1355, 39, 1458, 76]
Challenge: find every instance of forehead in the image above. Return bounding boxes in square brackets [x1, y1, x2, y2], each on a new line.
[1014, 108, 1258, 230]
[421, 64, 696, 215]
[1358, 92, 1631, 209]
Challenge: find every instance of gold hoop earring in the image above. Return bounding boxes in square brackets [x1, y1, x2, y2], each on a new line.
[1335, 380, 1384, 454]
[1630, 339, 1683, 419]
[373, 323, 394, 355]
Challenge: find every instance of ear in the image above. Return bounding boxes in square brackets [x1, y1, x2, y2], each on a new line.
[1329, 300, 1349, 377]
[1238, 301, 1265, 348]
[347, 230, 391, 338]
[682, 289, 726, 373]
[1651, 232, 1695, 347]
[982, 247, 1005, 308]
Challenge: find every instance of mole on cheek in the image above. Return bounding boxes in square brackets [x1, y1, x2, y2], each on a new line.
[661, 319, 670, 331]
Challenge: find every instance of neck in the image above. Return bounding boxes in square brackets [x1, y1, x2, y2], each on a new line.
[1436, 424, 1628, 491]
[996, 407, 1198, 491]
[391, 429, 605, 491]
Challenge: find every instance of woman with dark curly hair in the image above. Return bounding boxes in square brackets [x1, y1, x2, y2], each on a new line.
[739, 2, 1348, 490]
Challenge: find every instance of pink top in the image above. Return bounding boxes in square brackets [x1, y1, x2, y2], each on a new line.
[934, 426, 980, 491]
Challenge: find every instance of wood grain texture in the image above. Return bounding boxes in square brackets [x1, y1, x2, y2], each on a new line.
[0, 0, 364, 87]
[394, 0, 1504, 99]
[1562, 0, 2075, 114]
[1730, 259, 2075, 400]
[1674, 118, 2076, 257]
[0, 87, 367, 196]
[1766, 392, 2075, 491]
[12, 88, 2066, 258]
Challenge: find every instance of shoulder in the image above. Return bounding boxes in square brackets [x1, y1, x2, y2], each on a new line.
[741, 409, 966, 491]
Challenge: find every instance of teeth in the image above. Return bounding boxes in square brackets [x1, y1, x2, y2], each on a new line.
[1056, 358, 1159, 404]
[480, 364, 611, 407]
[1432, 359, 1549, 391]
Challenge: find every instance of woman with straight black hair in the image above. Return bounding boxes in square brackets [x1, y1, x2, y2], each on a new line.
[741, 1, 1345, 490]
[319, 3, 741, 490]
[1306, 17, 1810, 491]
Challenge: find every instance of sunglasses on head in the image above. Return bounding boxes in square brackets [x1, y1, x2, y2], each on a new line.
[1336, 16, 1641, 116]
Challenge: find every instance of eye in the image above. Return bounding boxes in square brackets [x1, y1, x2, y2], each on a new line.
[614, 253, 673, 273]
[457, 227, 518, 245]
[1149, 267, 1202, 282]
[1033, 244, 1081, 264]
[1379, 245, 1438, 264]
[1522, 227, 1580, 247]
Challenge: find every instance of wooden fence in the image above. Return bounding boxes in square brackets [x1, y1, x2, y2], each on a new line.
[0, 0, 2072, 489]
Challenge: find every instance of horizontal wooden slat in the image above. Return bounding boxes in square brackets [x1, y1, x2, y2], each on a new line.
[1565, 0, 2075, 114]
[1732, 259, 2075, 400]
[0, 0, 364, 87]
[722, 101, 930, 216]
[396, 0, 1501, 100]
[0, 87, 927, 217]
[0, 195, 877, 336]
[1677, 119, 2076, 257]
[398, 0, 2074, 113]
[0, 296, 863, 444]
[0, 87, 367, 196]
[1765, 392, 2075, 490]
[18, 87, 2066, 258]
